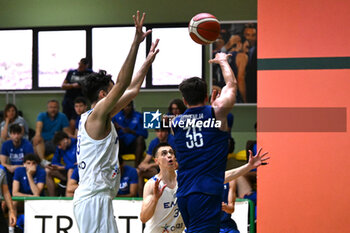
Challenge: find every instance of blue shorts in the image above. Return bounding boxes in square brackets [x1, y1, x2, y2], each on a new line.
[178, 193, 221, 233]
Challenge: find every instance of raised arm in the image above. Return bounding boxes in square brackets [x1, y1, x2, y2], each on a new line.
[224, 148, 269, 183]
[209, 53, 237, 131]
[86, 11, 151, 139]
[140, 178, 166, 223]
[111, 39, 160, 115]
[92, 11, 151, 120]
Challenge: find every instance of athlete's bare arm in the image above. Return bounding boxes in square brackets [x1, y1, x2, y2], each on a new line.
[140, 178, 167, 223]
[113, 39, 159, 112]
[209, 53, 237, 131]
[224, 148, 270, 183]
[86, 11, 152, 140]
[222, 180, 237, 214]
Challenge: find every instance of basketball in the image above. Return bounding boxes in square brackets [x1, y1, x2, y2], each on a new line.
[188, 13, 221, 45]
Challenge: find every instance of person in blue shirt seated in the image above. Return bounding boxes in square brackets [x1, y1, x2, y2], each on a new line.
[117, 156, 138, 197]
[220, 180, 240, 233]
[12, 154, 46, 215]
[112, 100, 148, 167]
[137, 126, 176, 197]
[45, 131, 77, 196]
[0, 124, 34, 192]
[32, 100, 73, 165]
[12, 154, 46, 197]
[66, 166, 79, 197]
[73, 97, 88, 138]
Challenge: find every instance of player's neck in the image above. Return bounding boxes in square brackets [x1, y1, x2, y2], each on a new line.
[158, 169, 176, 185]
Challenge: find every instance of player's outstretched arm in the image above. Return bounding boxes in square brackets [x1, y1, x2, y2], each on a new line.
[209, 53, 237, 131]
[140, 178, 167, 223]
[111, 39, 160, 115]
[92, 11, 151, 122]
[224, 148, 269, 183]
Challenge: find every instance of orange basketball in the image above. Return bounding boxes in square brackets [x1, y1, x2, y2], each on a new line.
[188, 13, 221, 45]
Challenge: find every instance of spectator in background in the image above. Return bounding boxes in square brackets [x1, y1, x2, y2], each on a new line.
[12, 154, 46, 197]
[243, 24, 257, 103]
[163, 99, 187, 128]
[66, 166, 79, 197]
[112, 101, 148, 167]
[218, 34, 248, 103]
[73, 97, 88, 137]
[32, 100, 72, 165]
[117, 156, 138, 197]
[0, 124, 34, 192]
[137, 126, 176, 196]
[1, 104, 29, 143]
[167, 99, 187, 117]
[45, 131, 77, 196]
[61, 58, 93, 135]
[0, 165, 16, 231]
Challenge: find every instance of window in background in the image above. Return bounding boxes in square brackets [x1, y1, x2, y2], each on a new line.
[38, 30, 86, 88]
[151, 27, 202, 86]
[0, 30, 33, 90]
[92, 27, 146, 87]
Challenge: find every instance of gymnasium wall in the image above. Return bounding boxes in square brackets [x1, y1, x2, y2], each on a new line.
[0, 0, 256, 28]
[258, 0, 350, 232]
[0, 0, 257, 152]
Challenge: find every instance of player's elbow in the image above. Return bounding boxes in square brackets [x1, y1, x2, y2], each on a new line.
[226, 80, 237, 89]
[140, 213, 150, 223]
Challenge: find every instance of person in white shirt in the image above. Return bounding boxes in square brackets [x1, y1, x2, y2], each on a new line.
[73, 11, 159, 233]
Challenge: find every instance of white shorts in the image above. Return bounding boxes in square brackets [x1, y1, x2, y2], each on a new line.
[73, 195, 118, 233]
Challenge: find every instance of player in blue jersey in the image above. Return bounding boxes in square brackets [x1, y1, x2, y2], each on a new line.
[172, 52, 241, 232]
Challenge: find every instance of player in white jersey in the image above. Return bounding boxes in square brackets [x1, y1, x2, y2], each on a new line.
[73, 11, 159, 233]
[141, 143, 183, 233]
[140, 143, 269, 233]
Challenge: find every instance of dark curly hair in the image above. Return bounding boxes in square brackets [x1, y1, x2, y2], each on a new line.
[82, 70, 114, 103]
